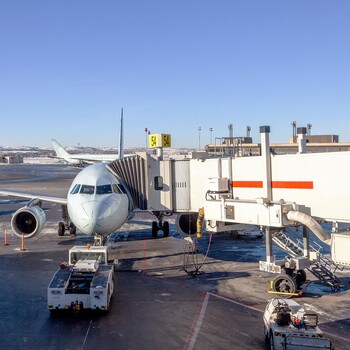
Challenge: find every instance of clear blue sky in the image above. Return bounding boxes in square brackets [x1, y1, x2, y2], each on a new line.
[1, 1, 350, 148]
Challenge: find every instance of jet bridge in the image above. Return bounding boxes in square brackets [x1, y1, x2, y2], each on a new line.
[108, 126, 350, 293]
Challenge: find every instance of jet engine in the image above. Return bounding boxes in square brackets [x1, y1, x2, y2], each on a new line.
[175, 213, 198, 236]
[11, 205, 46, 238]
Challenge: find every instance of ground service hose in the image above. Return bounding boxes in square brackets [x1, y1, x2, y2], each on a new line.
[286, 211, 331, 245]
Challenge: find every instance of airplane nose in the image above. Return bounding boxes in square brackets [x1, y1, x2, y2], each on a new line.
[81, 200, 110, 235]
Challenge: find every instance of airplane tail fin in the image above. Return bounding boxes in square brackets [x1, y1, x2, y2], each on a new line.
[51, 139, 72, 160]
[117, 108, 124, 160]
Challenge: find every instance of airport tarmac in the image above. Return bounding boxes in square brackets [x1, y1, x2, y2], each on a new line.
[0, 163, 349, 349]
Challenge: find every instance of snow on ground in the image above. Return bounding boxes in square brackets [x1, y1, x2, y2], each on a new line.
[23, 158, 62, 164]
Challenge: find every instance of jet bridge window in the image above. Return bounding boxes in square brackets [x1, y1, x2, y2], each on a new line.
[154, 176, 163, 190]
[70, 184, 81, 195]
[80, 185, 95, 194]
[96, 184, 113, 195]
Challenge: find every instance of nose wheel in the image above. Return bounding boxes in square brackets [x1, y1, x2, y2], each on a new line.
[58, 222, 76, 236]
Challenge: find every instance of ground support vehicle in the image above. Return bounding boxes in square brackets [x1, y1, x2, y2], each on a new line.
[263, 298, 334, 350]
[47, 245, 114, 313]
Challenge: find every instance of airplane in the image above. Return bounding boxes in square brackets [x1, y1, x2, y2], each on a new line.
[0, 162, 134, 245]
[0, 108, 174, 243]
[0, 108, 139, 245]
[52, 109, 125, 166]
[52, 140, 120, 166]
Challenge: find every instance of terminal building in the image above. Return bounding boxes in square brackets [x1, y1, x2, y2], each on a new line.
[205, 126, 350, 157]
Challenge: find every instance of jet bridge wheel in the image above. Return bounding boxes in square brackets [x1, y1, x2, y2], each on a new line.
[294, 269, 307, 289]
[272, 274, 297, 298]
[152, 221, 158, 238]
[163, 221, 169, 237]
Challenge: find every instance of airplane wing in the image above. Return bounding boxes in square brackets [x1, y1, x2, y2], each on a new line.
[0, 189, 67, 205]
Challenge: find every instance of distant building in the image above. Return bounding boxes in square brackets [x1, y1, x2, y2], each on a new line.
[206, 133, 350, 156]
[0, 155, 24, 164]
[289, 134, 339, 143]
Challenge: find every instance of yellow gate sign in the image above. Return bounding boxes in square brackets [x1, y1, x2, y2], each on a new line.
[149, 134, 171, 148]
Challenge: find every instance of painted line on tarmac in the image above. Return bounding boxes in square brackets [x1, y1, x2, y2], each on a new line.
[184, 291, 260, 350]
[208, 292, 262, 313]
[80, 319, 93, 350]
[183, 292, 209, 350]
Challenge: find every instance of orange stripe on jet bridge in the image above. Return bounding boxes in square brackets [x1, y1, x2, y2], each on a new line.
[231, 180, 313, 189]
[272, 181, 313, 189]
[231, 181, 263, 188]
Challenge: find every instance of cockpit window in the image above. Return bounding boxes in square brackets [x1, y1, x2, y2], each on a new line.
[96, 184, 113, 195]
[70, 184, 81, 195]
[112, 184, 122, 194]
[80, 185, 95, 194]
[117, 183, 127, 194]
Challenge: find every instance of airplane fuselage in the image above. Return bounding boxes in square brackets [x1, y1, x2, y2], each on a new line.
[67, 163, 131, 236]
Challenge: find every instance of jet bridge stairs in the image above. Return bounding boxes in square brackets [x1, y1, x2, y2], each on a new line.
[272, 230, 344, 291]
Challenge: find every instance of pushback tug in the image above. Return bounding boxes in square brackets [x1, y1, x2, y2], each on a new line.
[47, 245, 114, 313]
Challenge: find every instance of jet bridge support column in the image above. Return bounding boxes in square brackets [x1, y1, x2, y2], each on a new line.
[266, 227, 273, 263]
[302, 226, 309, 258]
[298, 127, 307, 154]
[261, 126, 273, 263]
[260, 126, 272, 200]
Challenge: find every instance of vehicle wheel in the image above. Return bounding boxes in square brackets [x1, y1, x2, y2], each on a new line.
[264, 329, 269, 344]
[152, 221, 158, 238]
[163, 221, 169, 237]
[58, 222, 65, 236]
[295, 269, 307, 289]
[69, 223, 76, 236]
[269, 332, 274, 350]
[272, 274, 297, 297]
[49, 309, 59, 317]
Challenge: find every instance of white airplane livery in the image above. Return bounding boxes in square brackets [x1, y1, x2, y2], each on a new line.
[52, 108, 124, 166]
[0, 162, 133, 245]
[67, 163, 133, 237]
[52, 139, 120, 166]
[0, 109, 135, 245]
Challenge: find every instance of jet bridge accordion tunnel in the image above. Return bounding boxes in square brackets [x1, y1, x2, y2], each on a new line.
[107, 152, 199, 236]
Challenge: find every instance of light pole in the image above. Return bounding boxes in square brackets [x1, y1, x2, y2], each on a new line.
[198, 127, 202, 149]
[209, 127, 213, 144]
[307, 123, 312, 135]
[228, 124, 233, 145]
[291, 121, 297, 140]
[144, 128, 148, 148]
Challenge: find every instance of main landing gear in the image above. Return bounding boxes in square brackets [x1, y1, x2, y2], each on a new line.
[152, 211, 170, 238]
[58, 204, 76, 237]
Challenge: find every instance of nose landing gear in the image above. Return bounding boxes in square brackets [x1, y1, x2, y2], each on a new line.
[58, 204, 76, 237]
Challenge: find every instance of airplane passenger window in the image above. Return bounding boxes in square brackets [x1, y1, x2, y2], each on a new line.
[80, 185, 95, 194]
[112, 184, 122, 194]
[96, 184, 113, 195]
[70, 184, 81, 195]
